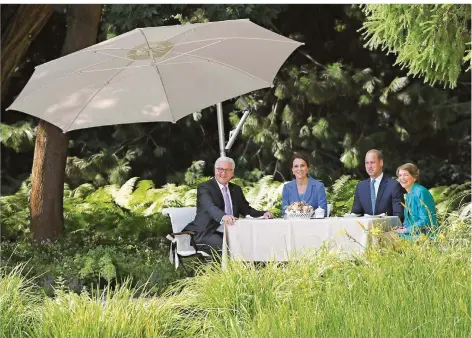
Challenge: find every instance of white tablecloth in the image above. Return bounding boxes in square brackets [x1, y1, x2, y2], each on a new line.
[222, 216, 401, 263]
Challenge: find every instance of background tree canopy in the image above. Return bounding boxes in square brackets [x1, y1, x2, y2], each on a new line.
[1, 4, 470, 196]
[360, 4, 471, 89]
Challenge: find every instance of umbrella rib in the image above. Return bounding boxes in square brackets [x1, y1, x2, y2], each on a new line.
[170, 36, 302, 47]
[159, 50, 272, 87]
[12, 57, 122, 104]
[145, 26, 196, 68]
[151, 60, 209, 66]
[90, 37, 299, 53]
[138, 29, 176, 122]
[87, 50, 140, 63]
[79, 60, 212, 73]
[155, 40, 223, 65]
[64, 61, 133, 132]
[80, 64, 154, 73]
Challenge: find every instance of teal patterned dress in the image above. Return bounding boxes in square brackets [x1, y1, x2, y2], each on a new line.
[401, 183, 438, 240]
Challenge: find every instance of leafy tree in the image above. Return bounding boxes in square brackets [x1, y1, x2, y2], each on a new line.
[30, 5, 102, 242]
[230, 59, 470, 187]
[0, 121, 35, 153]
[1, 4, 469, 232]
[360, 4, 471, 88]
[1, 5, 54, 102]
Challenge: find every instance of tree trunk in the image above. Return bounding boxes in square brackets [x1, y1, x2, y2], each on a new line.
[1, 4, 54, 102]
[30, 5, 102, 242]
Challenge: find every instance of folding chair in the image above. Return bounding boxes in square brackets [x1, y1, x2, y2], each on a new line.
[163, 207, 211, 269]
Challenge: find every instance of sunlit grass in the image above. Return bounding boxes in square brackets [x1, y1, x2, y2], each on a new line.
[174, 241, 470, 337]
[1, 238, 469, 337]
[0, 263, 41, 338]
[29, 280, 195, 338]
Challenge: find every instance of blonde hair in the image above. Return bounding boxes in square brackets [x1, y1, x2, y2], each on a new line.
[396, 163, 420, 180]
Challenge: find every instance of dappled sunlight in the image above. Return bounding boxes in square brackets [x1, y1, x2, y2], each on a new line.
[141, 102, 170, 117]
[32, 69, 50, 80]
[72, 116, 93, 127]
[89, 98, 118, 109]
[45, 87, 97, 115]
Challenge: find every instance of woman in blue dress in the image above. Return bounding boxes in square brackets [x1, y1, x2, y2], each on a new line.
[281, 153, 327, 216]
[393, 163, 438, 239]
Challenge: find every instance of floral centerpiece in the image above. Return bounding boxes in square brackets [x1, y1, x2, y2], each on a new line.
[285, 201, 314, 219]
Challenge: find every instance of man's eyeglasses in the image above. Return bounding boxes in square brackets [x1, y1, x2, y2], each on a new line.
[216, 168, 233, 174]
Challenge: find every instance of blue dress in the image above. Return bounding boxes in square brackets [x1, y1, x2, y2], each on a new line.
[281, 176, 328, 216]
[400, 183, 438, 240]
[298, 192, 305, 201]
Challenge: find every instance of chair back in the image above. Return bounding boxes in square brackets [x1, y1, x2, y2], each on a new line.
[162, 207, 197, 233]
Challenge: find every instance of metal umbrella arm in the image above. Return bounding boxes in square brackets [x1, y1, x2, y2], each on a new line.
[216, 99, 251, 156]
[225, 109, 251, 151]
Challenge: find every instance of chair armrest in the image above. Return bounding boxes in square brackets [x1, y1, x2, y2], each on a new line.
[169, 230, 195, 236]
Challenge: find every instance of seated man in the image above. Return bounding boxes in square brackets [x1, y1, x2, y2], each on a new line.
[183, 156, 273, 251]
[351, 149, 405, 220]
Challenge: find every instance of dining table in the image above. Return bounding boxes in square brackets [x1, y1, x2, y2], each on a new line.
[221, 215, 401, 267]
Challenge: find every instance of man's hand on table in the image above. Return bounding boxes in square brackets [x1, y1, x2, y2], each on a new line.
[263, 211, 273, 219]
[222, 215, 237, 225]
[223, 212, 273, 225]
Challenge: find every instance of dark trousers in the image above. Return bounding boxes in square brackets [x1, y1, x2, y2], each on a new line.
[194, 231, 223, 252]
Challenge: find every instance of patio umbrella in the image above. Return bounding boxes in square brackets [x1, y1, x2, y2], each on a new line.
[7, 19, 302, 135]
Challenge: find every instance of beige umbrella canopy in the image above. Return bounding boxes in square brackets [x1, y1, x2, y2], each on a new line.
[7, 19, 302, 133]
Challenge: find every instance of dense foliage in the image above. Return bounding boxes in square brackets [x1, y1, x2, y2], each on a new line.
[361, 4, 471, 88]
[0, 6, 469, 336]
[1, 4, 470, 196]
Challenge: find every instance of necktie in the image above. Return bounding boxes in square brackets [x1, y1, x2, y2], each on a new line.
[222, 186, 233, 215]
[370, 179, 376, 215]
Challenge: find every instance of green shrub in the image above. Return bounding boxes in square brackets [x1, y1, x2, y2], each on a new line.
[326, 175, 359, 216]
[1, 239, 186, 296]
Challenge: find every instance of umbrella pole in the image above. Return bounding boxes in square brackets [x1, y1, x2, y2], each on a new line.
[216, 102, 226, 157]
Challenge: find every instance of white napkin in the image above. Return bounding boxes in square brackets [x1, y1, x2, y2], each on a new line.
[363, 213, 386, 217]
[343, 213, 359, 217]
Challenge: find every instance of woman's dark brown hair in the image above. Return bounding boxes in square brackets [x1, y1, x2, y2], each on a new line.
[291, 152, 310, 167]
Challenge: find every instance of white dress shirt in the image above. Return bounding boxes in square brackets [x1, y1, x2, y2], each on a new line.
[371, 172, 383, 197]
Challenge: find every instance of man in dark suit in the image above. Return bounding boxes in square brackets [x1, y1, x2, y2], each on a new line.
[184, 156, 273, 250]
[351, 149, 404, 220]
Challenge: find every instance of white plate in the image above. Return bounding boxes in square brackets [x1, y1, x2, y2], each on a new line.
[343, 214, 360, 218]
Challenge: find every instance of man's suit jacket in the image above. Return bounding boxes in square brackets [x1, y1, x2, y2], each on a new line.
[184, 178, 265, 238]
[351, 174, 405, 220]
[281, 177, 327, 216]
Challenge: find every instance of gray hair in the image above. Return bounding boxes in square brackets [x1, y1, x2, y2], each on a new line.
[366, 149, 384, 161]
[214, 156, 235, 170]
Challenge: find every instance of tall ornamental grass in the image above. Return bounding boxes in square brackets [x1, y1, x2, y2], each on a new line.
[28, 280, 196, 338]
[1, 241, 469, 337]
[173, 242, 470, 337]
[0, 263, 40, 337]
